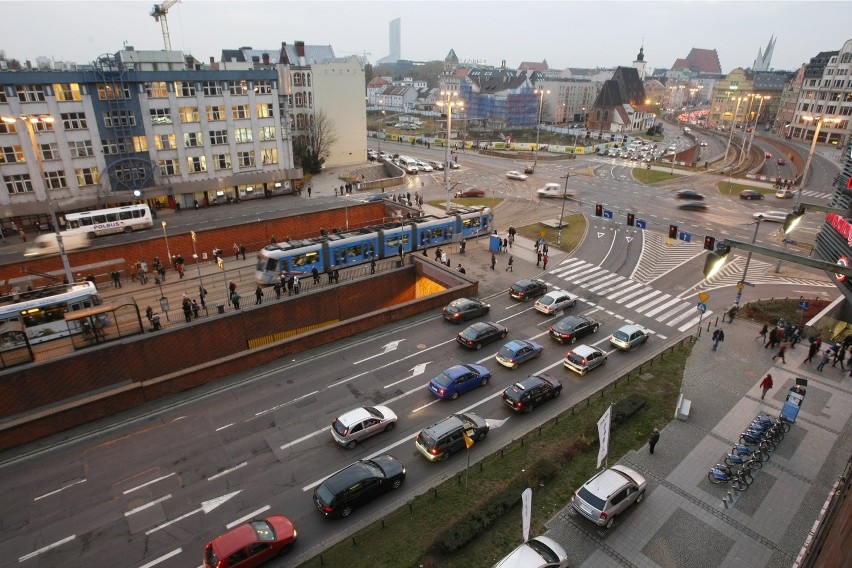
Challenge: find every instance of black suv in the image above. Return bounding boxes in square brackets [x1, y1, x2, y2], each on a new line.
[312, 454, 406, 518]
[502, 374, 563, 413]
[509, 279, 548, 301]
[415, 413, 489, 462]
[549, 315, 600, 344]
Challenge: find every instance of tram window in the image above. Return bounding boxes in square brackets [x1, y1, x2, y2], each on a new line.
[463, 218, 481, 230]
[264, 258, 278, 272]
[346, 245, 360, 259]
[292, 252, 319, 267]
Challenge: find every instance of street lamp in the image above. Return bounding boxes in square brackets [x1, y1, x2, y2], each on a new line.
[557, 173, 570, 247]
[2, 114, 74, 284]
[533, 88, 550, 169]
[796, 115, 839, 206]
[437, 90, 463, 212]
[744, 95, 769, 160]
[377, 99, 384, 155]
[723, 96, 745, 163]
[735, 215, 764, 307]
[161, 221, 172, 265]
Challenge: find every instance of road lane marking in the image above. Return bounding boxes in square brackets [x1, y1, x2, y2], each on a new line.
[125, 494, 172, 517]
[18, 535, 76, 562]
[145, 491, 241, 535]
[136, 548, 182, 568]
[254, 389, 320, 418]
[411, 398, 442, 413]
[226, 506, 271, 529]
[215, 423, 234, 431]
[207, 462, 247, 481]
[123, 473, 176, 495]
[34, 478, 86, 501]
[281, 427, 331, 450]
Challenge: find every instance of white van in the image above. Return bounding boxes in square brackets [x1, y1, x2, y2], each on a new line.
[24, 232, 90, 257]
[536, 183, 574, 199]
[399, 157, 419, 175]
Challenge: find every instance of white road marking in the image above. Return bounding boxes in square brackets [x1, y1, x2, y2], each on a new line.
[644, 297, 683, 317]
[254, 389, 320, 418]
[353, 340, 405, 364]
[18, 535, 76, 562]
[34, 478, 86, 501]
[411, 398, 442, 413]
[384, 362, 431, 388]
[226, 506, 271, 529]
[280, 427, 331, 450]
[145, 491, 241, 535]
[136, 548, 182, 568]
[215, 423, 234, 431]
[123, 473, 175, 495]
[207, 462, 247, 481]
[125, 494, 172, 517]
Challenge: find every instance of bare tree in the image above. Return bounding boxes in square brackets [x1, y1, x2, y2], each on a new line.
[299, 109, 338, 173]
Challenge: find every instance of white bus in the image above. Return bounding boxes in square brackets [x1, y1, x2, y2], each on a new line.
[64, 204, 154, 238]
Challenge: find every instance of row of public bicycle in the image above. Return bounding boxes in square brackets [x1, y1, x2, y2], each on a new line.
[708, 414, 791, 490]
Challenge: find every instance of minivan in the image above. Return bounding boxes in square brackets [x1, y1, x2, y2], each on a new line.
[24, 232, 90, 257]
[399, 157, 419, 175]
[415, 413, 489, 462]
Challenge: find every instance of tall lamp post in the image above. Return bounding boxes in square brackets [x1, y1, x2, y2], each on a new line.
[744, 95, 769, 160]
[437, 90, 463, 212]
[2, 114, 74, 284]
[533, 88, 550, 169]
[796, 115, 839, 207]
[735, 216, 764, 307]
[161, 221, 172, 264]
[723, 96, 745, 163]
[736, 94, 757, 168]
[557, 173, 570, 247]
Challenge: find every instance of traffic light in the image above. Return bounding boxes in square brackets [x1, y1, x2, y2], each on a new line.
[595, 204, 603, 217]
[627, 213, 635, 226]
[668, 224, 678, 239]
[704, 235, 716, 251]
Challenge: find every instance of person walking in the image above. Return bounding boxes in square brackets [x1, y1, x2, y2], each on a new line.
[804, 340, 819, 363]
[191, 300, 200, 319]
[307, 184, 312, 198]
[832, 346, 847, 369]
[370, 257, 376, 274]
[311, 266, 320, 285]
[536, 251, 542, 267]
[726, 305, 738, 323]
[772, 343, 787, 364]
[756, 323, 769, 344]
[542, 254, 549, 271]
[491, 253, 496, 270]
[239, 244, 246, 260]
[648, 429, 660, 454]
[255, 285, 263, 305]
[759, 374, 774, 400]
[817, 349, 831, 371]
[506, 255, 514, 272]
[712, 328, 725, 351]
[182, 296, 192, 323]
[230, 290, 241, 309]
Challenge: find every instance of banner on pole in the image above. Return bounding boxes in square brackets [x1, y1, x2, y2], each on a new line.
[521, 488, 532, 542]
[597, 406, 612, 469]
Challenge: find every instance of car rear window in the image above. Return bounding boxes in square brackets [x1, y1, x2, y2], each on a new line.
[503, 385, 523, 402]
[250, 520, 276, 541]
[432, 373, 453, 387]
[538, 296, 554, 305]
[332, 419, 347, 436]
[497, 346, 514, 359]
[417, 430, 436, 448]
[315, 483, 335, 506]
[567, 352, 586, 365]
[613, 331, 629, 342]
[460, 327, 481, 340]
[577, 486, 606, 509]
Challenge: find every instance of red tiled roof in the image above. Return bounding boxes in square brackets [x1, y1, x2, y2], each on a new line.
[672, 49, 721, 75]
[368, 76, 388, 87]
[519, 61, 548, 72]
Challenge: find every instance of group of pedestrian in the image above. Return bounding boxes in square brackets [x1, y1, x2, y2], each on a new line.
[181, 294, 201, 322]
[233, 243, 246, 260]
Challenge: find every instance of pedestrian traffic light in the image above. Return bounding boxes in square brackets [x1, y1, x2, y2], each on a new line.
[627, 213, 635, 226]
[595, 204, 603, 217]
[668, 224, 678, 239]
[704, 235, 716, 251]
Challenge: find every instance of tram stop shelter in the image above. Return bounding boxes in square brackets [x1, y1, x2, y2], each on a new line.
[64, 302, 144, 350]
[0, 321, 34, 368]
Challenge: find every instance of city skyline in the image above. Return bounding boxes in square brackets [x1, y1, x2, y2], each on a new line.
[1, 1, 851, 73]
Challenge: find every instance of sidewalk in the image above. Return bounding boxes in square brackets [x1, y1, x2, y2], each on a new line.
[545, 317, 852, 567]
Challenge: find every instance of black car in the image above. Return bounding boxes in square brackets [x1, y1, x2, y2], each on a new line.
[312, 454, 406, 518]
[740, 189, 764, 200]
[457, 321, 508, 350]
[679, 201, 708, 211]
[509, 279, 548, 301]
[675, 189, 703, 200]
[443, 298, 490, 323]
[549, 315, 600, 344]
[502, 374, 562, 413]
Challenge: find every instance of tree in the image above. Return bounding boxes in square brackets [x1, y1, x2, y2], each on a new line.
[0, 50, 22, 70]
[296, 109, 338, 174]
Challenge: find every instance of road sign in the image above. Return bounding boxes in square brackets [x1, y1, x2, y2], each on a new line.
[799, 300, 809, 311]
[698, 292, 709, 303]
[679, 231, 691, 243]
[603, 209, 613, 219]
[736, 281, 744, 290]
[636, 219, 647, 229]
[697, 302, 707, 313]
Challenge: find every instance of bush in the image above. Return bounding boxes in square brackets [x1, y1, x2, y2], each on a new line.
[612, 393, 646, 425]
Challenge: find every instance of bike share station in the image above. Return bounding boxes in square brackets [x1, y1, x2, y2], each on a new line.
[781, 379, 808, 422]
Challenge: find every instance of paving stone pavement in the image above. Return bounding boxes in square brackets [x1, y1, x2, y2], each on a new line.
[543, 319, 852, 568]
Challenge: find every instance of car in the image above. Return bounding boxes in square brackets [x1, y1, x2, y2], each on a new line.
[571, 464, 647, 529]
[765, 152, 772, 159]
[495, 339, 544, 369]
[700, 141, 708, 146]
[331, 405, 398, 449]
[775, 188, 794, 199]
[428, 363, 492, 399]
[753, 210, 789, 223]
[443, 298, 491, 323]
[563, 344, 607, 375]
[203, 515, 297, 568]
[610, 324, 649, 351]
[536, 183, 573, 199]
[455, 187, 486, 198]
[492, 535, 570, 567]
[449, 161, 460, 169]
[675, 189, 703, 200]
[596, 148, 608, 156]
[428, 160, 444, 171]
[534, 290, 578, 315]
[501, 374, 562, 413]
[415, 412, 489, 462]
[506, 170, 528, 181]
[367, 150, 378, 161]
[679, 201, 708, 211]
[417, 161, 433, 172]
[365, 193, 386, 203]
[549, 314, 600, 344]
[312, 455, 405, 518]
[509, 279, 548, 301]
[457, 321, 508, 350]
[379, 151, 391, 160]
[777, 157, 786, 166]
[739, 189, 764, 200]
[523, 165, 535, 174]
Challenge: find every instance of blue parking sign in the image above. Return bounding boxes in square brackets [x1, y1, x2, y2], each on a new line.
[679, 231, 691, 243]
[635, 219, 647, 229]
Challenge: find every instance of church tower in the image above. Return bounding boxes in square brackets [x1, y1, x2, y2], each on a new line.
[633, 44, 647, 81]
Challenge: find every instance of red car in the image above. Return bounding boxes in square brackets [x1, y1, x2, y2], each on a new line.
[777, 157, 786, 166]
[455, 188, 486, 198]
[203, 515, 297, 568]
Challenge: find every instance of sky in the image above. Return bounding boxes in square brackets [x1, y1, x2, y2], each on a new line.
[2, 1, 850, 74]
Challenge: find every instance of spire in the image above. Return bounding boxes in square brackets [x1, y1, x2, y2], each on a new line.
[637, 44, 645, 62]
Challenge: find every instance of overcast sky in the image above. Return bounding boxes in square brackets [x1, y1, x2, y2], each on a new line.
[3, 1, 850, 74]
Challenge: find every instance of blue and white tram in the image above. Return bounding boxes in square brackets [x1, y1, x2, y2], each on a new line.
[255, 207, 492, 285]
[0, 281, 102, 344]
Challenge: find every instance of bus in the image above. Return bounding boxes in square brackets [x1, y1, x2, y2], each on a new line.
[0, 281, 102, 344]
[64, 204, 154, 238]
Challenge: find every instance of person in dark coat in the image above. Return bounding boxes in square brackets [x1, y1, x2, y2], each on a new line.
[649, 429, 660, 454]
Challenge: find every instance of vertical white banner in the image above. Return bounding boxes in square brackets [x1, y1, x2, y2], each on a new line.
[521, 487, 532, 542]
[597, 405, 612, 469]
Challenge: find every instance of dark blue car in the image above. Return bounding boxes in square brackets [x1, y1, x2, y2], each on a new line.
[428, 364, 492, 400]
[495, 339, 544, 369]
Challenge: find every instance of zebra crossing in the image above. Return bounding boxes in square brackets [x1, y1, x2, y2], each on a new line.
[546, 257, 711, 333]
[631, 232, 704, 284]
[797, 189, 832, 200]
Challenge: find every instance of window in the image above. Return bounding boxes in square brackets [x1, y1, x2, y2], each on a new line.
[178, 106, 200, 123]
[260, 147, 278, 164]
[96, 83, 130, 100]
[209, 130, 228, 145]
[44, 170, 68, 189]
[0, 118, 16, 134]
[202, 81, 222, 96]
[114, 163, 147, 183]
[295, 93, 304, 107]
[229, 80, 248, 95]
[237, 151, 255, 168]
[68, 140, 93, 158]
[213, 153, 231, 170]
[61, 112, 88, 130]
[206, 105, 225, 121]
[4, 174, 33, 194]
[1, 146, 25, 164]
[0, 87, 6, 103]
[234, 128, 253, 143]
[133, 136, 148, 152]
[146, 82, 169, 98]
[16, 84, 46, 102]
[54, 83, 81, 101]
[174, 81, 196, 97]
[155, 134, 176, 150]
[39, 143, 60, 160]
[102, 138, 131, 155]
[255, 80, 272, 94]
[187, 155, 207, 173]
[258, 126, 276, 141]
[158, 159, 180, 176]
[293, 73, 303, 87]
[33, 119, 54, 132]
[256, 103, 274, 118]
[75, 167, 100, 186]
[232, 104, 250, 120]
[103, 110, 136, 128]
[150, 108, 172, 124]
[183, 131, 203, 147]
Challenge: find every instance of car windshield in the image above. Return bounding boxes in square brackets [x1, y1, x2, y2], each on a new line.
[577, 486, 606, 509]
[432, 372, 454, 387]
[250, 520, 276, 541]
[538, 296, 554, 306]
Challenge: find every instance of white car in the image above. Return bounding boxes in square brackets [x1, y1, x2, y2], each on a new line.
[331, 405, 398, 449]
[536, 183, 573, 199]
[776, 188, 794, 199]
[753, 210, 788, 223]
[534, 291, 578, 315]
[507, 170, 528, 181]
[417, 161, 433, 172]
[492, 535, 569, 568]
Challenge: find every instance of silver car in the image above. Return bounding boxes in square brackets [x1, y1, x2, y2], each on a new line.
[572, 464, 647, 529]
[492, 535, 569, 567]
[331, 406, 397, 449]
[563, 344, 607, 375]
[610, 324, 649, 351]
[534, 291, 578, 315]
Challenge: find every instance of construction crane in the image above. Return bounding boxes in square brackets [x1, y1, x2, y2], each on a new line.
[150, 0, 181, 51]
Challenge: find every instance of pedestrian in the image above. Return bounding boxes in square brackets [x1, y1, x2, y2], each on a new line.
[332, 268, 340, 283]
[772, 343, 787, 364]
[491, 253, 496, 270]
[239, 244, 246, 260]
[817, 349, 831, 371]
[502, 238, 508, 253]
[441, 251, 448, 266]
[435, 248, 442, 261]
[370, 257, 376, 274]
[542, 254, 549, 271]
[307, 184, 312, 197]
[229, 280, 237, 295]
[832, 346, 847, 369]
[230, 291, 241, 309]
[151, 313, 161, 330]
[712, 328, 725, 351]
[191, 300, 200, 319]
[457, 263, 466, 274]
[199, 286, 207, 309]
[756, 323, 769, 344]
[726, 306, 738, 323]
[422, 247, 428, 256]
[233, 243, 240, 260]
[791, 326, 801, 348]
[310, 266, 319, 285]
[648, 428, 660, 454]
[286, 275, 294, 296]
[293, 276, 301, 294]
[759, 374, 774, 400]
[536, 251, 542, 267]
[804, 340, 819, 363]
[255, 285, 263, 305]
[766, 328, 778, 349]
[506, 255, 514, 272]
[182, 296, 192, 323]
[111, 269, 122, 288]
[145, 306, 153, 324]
[273, 280, 282, 299]
[398, 244, 404, 259]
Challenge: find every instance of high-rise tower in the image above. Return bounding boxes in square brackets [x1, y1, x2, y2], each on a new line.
[377, 18, 401, 65]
